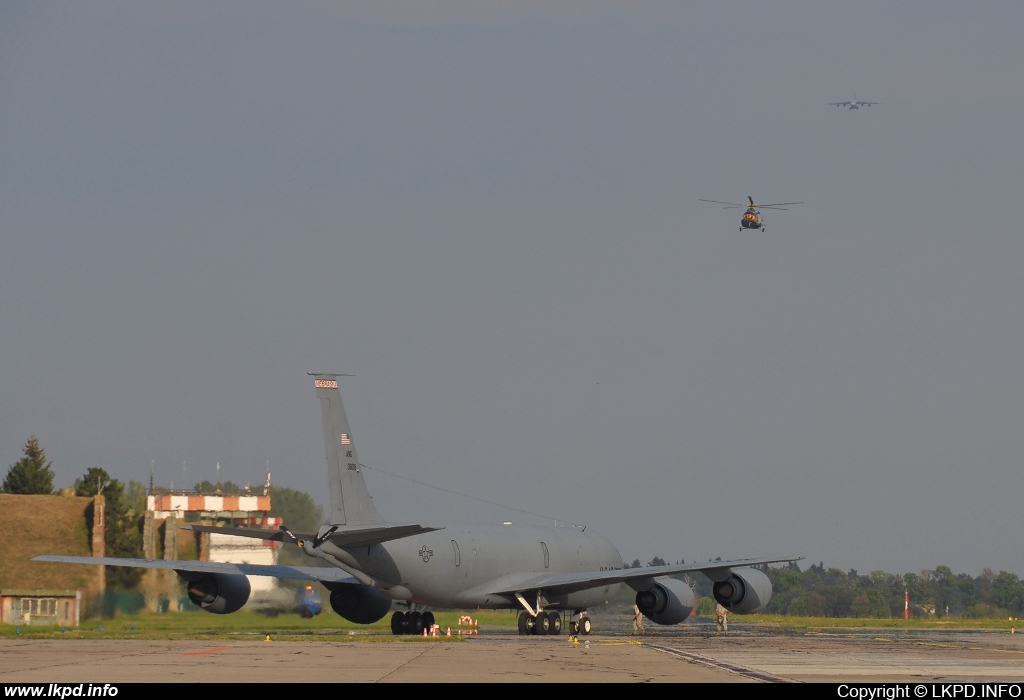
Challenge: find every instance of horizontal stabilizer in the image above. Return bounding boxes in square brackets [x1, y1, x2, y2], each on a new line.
[32, 555, 360, 585]
[184, 522, 443, 548]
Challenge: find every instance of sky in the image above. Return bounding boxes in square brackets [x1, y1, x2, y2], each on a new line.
[2, 1, 1022, 578]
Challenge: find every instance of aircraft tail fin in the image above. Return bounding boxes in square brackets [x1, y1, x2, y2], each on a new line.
[309, 373, 384, 525]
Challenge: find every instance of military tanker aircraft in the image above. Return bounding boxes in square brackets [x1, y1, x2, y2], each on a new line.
[36, 374, 800, 636]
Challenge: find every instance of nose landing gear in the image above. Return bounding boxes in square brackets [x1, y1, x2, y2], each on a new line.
[569, 615, 592, 635]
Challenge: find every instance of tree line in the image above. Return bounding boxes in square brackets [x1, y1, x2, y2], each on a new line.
[762, 562, 1024, 619]
[628, 554, 1024, 619]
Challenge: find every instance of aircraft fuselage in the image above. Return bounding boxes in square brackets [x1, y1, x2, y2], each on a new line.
[322, 524, 624, 609]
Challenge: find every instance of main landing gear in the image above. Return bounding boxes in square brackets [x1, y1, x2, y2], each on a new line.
[517, 610, 585, 636]
[390, 609, 435, 636]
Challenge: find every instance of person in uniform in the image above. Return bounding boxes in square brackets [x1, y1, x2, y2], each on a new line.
[631, 604, 646, 636]
[715, 603, 728, 635]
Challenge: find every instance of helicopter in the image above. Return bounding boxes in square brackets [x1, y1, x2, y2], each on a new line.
[700, 196, 802, 232]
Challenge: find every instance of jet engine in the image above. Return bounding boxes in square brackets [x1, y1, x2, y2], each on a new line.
[712, 567, 772, 614]
[178, 572, 251, 614]
[634, 577, 695, 625]
[325, 583, 393, 624]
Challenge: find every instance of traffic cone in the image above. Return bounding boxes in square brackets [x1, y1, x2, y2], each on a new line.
[446, 627, 451, 637]
[423, 626, 428, 637]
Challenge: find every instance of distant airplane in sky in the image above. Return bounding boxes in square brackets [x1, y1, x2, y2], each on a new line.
[828, 96, 879, 110]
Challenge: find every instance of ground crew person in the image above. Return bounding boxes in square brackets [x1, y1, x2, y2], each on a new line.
[715, 603, 728, 635]
[632, 605, 646, 636]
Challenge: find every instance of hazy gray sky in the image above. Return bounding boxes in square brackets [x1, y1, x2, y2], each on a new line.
[3, 2, 1022, 576]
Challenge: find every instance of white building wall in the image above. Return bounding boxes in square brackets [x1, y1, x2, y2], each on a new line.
[208, 533, 279, 594]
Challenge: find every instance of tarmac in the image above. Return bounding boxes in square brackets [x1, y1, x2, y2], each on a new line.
[3, 627, 1024, 683]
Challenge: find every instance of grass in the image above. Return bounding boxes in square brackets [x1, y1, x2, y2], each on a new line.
[742, 613, 1021, 632]
[0, 608, 524, 641]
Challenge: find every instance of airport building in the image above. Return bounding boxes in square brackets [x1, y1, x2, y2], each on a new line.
[0, 493, 105, 626]
[142, 492, 282, 609]
[0, 488, 282, 623]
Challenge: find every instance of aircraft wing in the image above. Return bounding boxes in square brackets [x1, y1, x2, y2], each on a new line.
[828, 102, 852, 107]
[184, 522, 443, 548]
[32, 555, 360, 585]
[472, 555, 802, 598]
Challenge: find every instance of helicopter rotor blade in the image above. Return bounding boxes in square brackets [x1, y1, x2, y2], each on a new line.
[759, 202, 803, 207]
[699, 199, 746, 207]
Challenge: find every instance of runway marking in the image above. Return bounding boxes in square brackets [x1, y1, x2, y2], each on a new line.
[592, 640, 645, 646]
[643, 643, 791, 683]
[183, 647, 233, 656]
[907, 641, 1024, 655]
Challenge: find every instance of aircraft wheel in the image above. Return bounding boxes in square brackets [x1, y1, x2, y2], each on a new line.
[408, 611, 423, 635]
[421, 611, 435, 631]
[534, 613, 551, 635]
[547, 611, 562, 635]
[518, 611, 532, 635]
[391, 611, 406, 635]
[569, 620, 579, 635]
[579, 616, 592, 635]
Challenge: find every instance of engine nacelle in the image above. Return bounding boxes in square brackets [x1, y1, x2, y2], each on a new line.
[326, 583, 393, 624]
[712, 567, 772, 614]
[634, 577, 695, 625]
[178, 572, 251, 614]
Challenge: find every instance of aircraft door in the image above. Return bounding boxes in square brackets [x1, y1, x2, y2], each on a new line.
[541, 542, 549, 568]
[451, 540, 460, 567]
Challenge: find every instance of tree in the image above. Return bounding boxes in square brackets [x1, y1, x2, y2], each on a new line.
[3, 436, 55, 494]
[992, 571, 1024, 615]
[193, 480, 243, 495]
[269, 486, 326, 534]
[75, 467, 113, 497]
[903, 572, 929, 617]
[269, 486, 327, 572]
[124, 480, 147, 515]
[927, 566, 960, 618]
[74, 467, 143, 589]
